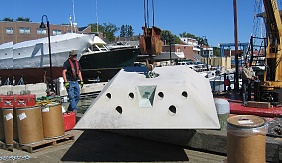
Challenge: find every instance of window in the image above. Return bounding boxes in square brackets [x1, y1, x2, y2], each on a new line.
[53, 30, 62, 35]
[37, 28, 47, 35]
[19, 27, 30, 34]
[5, 27, 13, 34]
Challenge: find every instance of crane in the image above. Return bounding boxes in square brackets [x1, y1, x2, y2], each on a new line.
[259, 0, 282, 104]
[139, 0, 162, 56]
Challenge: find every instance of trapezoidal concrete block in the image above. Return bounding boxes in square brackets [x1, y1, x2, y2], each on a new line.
[75, 66, 220, 129]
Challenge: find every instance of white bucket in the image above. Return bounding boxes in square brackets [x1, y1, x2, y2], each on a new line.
[214, 98, 230, 130]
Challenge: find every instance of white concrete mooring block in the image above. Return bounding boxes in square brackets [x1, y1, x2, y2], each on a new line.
[75, 66, 220, 129]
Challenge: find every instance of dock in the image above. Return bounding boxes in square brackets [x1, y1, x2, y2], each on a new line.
[2, 126, 282, 162]
[0, 129, 227, 163]
[0, 82, 108, 97]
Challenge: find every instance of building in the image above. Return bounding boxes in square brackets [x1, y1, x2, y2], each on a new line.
[200, 45, 214, 58]
[162, 44, 194, 59]
[180, 37, 201, 56]
[0, 21, 91, 44]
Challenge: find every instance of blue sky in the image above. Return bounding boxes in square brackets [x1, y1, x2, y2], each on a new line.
[1, 0, 263, 47]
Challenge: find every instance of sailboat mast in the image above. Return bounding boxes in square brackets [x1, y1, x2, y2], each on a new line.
[72, 0, 76, 23]
[69, 15, 73, 33]
[96, 0, 99, 32]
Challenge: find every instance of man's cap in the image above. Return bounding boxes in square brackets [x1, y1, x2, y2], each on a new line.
[69, 50, 77, 56]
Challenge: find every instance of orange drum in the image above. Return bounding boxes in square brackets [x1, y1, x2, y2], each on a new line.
[41, 102, 64, 139]
[0, 108, 4, 141]
[3, 108, 18, 145]
[16, 106, 44, 145]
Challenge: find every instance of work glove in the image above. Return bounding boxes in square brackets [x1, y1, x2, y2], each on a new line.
[64, 82, 70, 89]
[80, 81, 84, 88]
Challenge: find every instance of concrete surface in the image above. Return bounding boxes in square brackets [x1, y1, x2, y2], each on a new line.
[0, 129, 226, 163]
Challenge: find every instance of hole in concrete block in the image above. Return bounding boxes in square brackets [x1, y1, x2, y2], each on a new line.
[129, 92, 134, 100]
[116, 106, 122, 114]
[106, 93, 111, 100]
[182, 91, 188, 98]
[158, 92, 164, 99]
[168, 105, 176, 115]
[137, 85, 156, 108]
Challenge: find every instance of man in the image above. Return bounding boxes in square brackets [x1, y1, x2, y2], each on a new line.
[62, 50, 84, 114]
[242, 61, 257, 106]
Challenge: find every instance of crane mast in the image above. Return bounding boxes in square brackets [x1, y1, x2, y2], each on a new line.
[260, 0, 282, 103]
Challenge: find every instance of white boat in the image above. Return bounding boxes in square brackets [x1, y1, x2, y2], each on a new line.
[13, 33, 94, 69]
[0, 42, 13, 70]
[0, 33, 140, 84]
[209, 72, 242, 92]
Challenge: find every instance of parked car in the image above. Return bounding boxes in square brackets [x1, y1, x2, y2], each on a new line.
[194, 61, 211, 69]
[177, 61, 195, 69]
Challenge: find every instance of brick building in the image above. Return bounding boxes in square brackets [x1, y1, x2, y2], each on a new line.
[162, 44, 194, 59]
[0, 21, 91, 44]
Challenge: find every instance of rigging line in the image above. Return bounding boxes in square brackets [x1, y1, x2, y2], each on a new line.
[152, 0, 155, 26]
[144, 0, 147, 27]
[96, 0, 99, 32]
[147, 0, 150, 27]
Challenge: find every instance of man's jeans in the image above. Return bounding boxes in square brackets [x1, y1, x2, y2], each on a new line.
[67, 81, 80, 111]
[242, 79, 250, 104]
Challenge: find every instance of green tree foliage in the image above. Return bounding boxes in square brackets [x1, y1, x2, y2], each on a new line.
[90, 23, 119, 42]
[127, 25, 133, 37]
[120, 24, 134, 37]
[173, 35, 182, 44]
[90, 23, 105, 33]
[103, 23, 119, 42]
[179, 32, 196, 38]
[2, 17, 14, 22]
[160, 30, 181, 44]
[16, 17, 31, 22]
[2, 17, 31, 22]
[213, 47, 221, 57]
[120, 25, 126, 37]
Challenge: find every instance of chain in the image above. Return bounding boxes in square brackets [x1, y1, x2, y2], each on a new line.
[0, 155, 30, 161]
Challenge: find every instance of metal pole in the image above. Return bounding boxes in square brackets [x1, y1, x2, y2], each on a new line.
[169, 42, 172, 65]
[47, 20, 53, 92]
[233, 0, 239, 90]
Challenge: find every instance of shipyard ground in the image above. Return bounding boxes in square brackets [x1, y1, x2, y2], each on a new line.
[1, 129, 227, 163]
[2, 90, 282, 162]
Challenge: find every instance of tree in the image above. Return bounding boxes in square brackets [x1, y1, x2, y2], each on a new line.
[160, 30, 181, 44]
[179, 32, 196, 38]
[119, 24, 134, 37]
[90, 23, 105, 33]
[2, 17, 13, 22]
[16, 17, 31, 22]
[126, 25, 133, 37]
[120, 25, 126, 37]
[213, 47, 221, 57]
[103, 23, 119, 42]
[89, 23, 119, 41]
[173, 35, 182, 44]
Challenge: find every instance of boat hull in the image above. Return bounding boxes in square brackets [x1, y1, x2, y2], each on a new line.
[80, 48, 139, 69]
[0, 48, 140, 84]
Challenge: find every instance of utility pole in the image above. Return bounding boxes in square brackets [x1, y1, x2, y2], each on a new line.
[233, 0, 239, 90]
